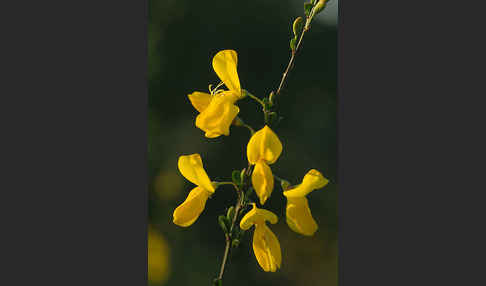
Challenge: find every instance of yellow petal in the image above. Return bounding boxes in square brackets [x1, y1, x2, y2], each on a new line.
[247, 125, 282, 165]
[251, 160, 274, 205]
[240, 203, 278, 230]
[283, 169, 329, 198]
[252, 224, 281, 272]
[285, 196, 318, 236]
[172, 186, 211, 227]
[212, 50, 241, 95]
[188, 91, 212, 113]
[177, 154, 215, 193]
[195, 94, 240, 138]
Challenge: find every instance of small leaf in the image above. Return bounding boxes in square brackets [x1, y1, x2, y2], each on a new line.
[304, 2, 313, 17]
[240, 168, 247, 184]
[292, 17, 304, 38]
[314, 0, 328, 15]
[231, 239, 240, 248]
[218, 215, 229, 234]
[290, 37, 297, 52]
[232, 170, 241, 186]
[226, 206, 235, 222]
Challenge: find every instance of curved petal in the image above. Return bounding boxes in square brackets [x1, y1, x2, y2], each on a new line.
[212, 50, 241, 95]
[240, 203, 278, 230]
[252, 224, 281, 272]
[247, 125, 282, 165]
[283, 169, 328, 198]
[195, 94, 240, 138]
[178, 154, 215, 193]
[172, 187, 211, 227]
[285, 196, 318, 236]
[251, 160, 274, 205]
[188, 91, 212, 113]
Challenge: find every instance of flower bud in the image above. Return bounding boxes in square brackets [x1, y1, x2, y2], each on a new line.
[313, 0, 328, 15]
[280, 179, 291, 190]
[231, 239, 240, 248]
[292, 17, 303, 39]
[232, 116, 244, 127]
[240, 168, 247, 182]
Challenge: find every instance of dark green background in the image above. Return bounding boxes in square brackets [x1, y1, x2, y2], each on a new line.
[149, 0, 337, 285]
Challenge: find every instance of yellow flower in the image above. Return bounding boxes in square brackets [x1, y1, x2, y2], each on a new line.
[173, 154, 216, 227]
[283, 169, 329, 236]
[246, 125, 283, 205]
[188, 50, 244, 138]
[240, 204, 281, 272]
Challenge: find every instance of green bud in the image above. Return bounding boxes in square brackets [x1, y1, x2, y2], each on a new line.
[313, 0, 328, 15]
[232, 116, 244, 127]
[290, 38, 297, 52]
[269, 91, 276, 105]
[292, 17, 304, 39]
[232, 170, 241, 186]
[281, 179, 291, 190]
[218, 215, 229, 234]
[213, 278, 223, 286]
[240, 89, 249, 98]
[240, 168, 246, 183]
[227, 206, 235, 222]
[231, 239, 240, 248]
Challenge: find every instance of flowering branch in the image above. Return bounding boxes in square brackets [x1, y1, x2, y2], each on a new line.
[171, 2, 332, 285]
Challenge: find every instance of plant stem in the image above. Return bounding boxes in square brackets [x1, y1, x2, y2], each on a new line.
[217, 235, 231, 281]
[275, 18, 310, 97]
[215, 169, 249, 284]
[242, 123, 255, 135]
[245, 91, 265, 107]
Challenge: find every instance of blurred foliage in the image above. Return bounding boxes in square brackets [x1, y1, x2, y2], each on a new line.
[148, 0, 337, 285]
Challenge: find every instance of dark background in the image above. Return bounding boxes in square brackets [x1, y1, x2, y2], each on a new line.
[148, 0, 338, 285]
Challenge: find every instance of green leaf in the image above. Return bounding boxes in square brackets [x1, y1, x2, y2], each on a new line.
[226, 206, 235, 222]
[231, 239, 240, 248]
[240, 168, 247, 184]
[292, 17, 304, 38]
[290, 37, 297, 51]
[231, 170, 241, 186]
[304, 2, 313, 17]
[218, 215, 229, 234]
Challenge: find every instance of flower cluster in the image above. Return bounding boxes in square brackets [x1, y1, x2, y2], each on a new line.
[172, 50, 329, 273]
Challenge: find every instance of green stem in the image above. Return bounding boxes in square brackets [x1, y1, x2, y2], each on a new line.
[242, 123, 255, 135]
[244, 90, 265, 107]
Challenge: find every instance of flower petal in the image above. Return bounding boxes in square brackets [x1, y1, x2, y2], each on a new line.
[247, 125, 282, 165]
[283, 169, 328, 198]
[212, 50, 241, 95]
[240, 203, 278, 230]
[172, 186, 211, 227]
[252, 224, 281, 272]
[195, 94, 240, 138]
[188, 91, 212, 113]
[285, 196, 318, 236]
[177, 154, 215, 193]
[251, 160, 274, 205]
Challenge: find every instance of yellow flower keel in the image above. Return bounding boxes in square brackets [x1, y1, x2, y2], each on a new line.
[285, 196, 318, 236]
